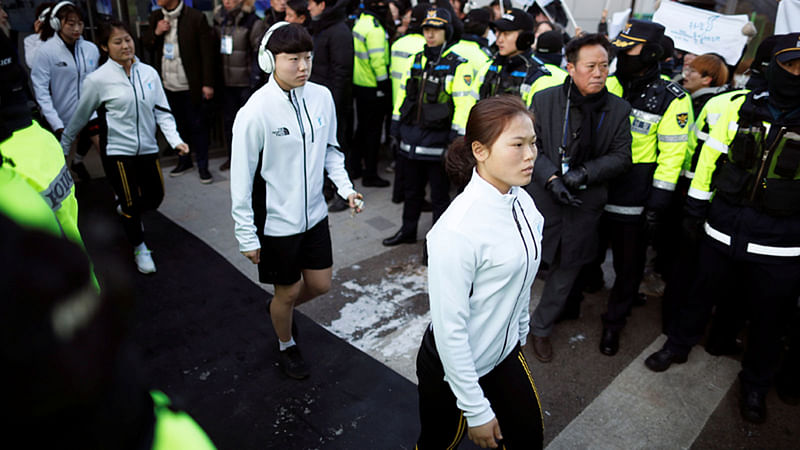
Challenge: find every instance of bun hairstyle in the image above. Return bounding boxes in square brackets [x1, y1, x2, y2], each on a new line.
[445, 95, 534, 188]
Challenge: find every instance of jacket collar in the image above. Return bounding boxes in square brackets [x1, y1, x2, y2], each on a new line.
[107, 56, 141, 73]
[267, 74, 306, 102]
[162, 1, 184, 19]
[466, 168, 519, 205]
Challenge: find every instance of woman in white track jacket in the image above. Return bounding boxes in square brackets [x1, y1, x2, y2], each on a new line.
[230, 23, 361, 380]
[30, 2, 99, 177]
[61, 20, 188, 275]
[416, 96, 546, 450]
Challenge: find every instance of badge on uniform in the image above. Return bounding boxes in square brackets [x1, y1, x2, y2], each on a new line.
[676, 113, 689, 128]
[463, 74, 472, 86]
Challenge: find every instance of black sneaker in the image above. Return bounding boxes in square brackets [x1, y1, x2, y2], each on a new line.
[170, 160, 194, 177]
[199, 167, 213, 184]
[279, 345, 309, 380]
[70, 160, 91, 181]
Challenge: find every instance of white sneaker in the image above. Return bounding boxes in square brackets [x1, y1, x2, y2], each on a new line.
[134, 248, 156, 274]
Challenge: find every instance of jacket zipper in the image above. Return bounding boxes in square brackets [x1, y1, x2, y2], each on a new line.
[129, 67, 141, 155]
[496, 200, 531, 367]
[290, 91, 309, 230]
[751, 126, 786, 202]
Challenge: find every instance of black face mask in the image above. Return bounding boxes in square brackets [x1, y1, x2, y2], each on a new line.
[615, 53, 649, 81]
[766, 59, 800, 111]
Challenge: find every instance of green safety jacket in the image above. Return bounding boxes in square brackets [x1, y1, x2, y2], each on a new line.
[475, 50, 550, 107]
[685, 89, 749, 210]
[0, 121, 83, 246]
[150, 390, 216, 450]
[530, 63, 568, 92]
[692, 90, 800, 261]
[604, 73, 693, 217]
[391, 48, 476, 159]
[0, 163, 62, 235]
[352, 12, 390, 88]
[390, 33, 426, 108]
[446, 36, 491, 79]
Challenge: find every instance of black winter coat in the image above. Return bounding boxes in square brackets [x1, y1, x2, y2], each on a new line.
[309, 0, 354, 121]
[526, 80, 632, 267]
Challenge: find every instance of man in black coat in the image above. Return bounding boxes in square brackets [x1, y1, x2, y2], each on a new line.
[526, 33, 632, 363]
[144, 0, 217, 183]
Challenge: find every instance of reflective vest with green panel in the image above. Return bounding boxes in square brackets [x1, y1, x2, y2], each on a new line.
[353, 12, 390, 88]
[390, 33, 426, 108]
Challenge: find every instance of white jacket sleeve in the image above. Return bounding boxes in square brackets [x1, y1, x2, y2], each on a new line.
[230, 106, 265, 252]
[31, 49, 63, 131]
[322, 96, 356, 200]
[151, 75, 184, 149]
[518, 285, 531, 346]
[427, 229, 495, 428]
[60, 76, 100, 155]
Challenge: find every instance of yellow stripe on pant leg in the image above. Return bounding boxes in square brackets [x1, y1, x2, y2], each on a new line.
[117, 161, 133, 210]
[156, 159, 164, 189]
[446, 412, 466, 450]
[519, 351, 545, 431]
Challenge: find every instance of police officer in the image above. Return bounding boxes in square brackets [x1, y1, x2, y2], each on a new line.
[475, 8, 550, 107]
[597, 20, 692, 356]
[447, 7, 492, 78]
[645, 33, 800, 424]
[352, 0, 392, 187]
[382, 8, 475, 246]
[533, 29, 568, 91]
[389, 4, 431, 204]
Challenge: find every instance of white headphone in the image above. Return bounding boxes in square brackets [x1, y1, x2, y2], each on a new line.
[38, 7, 52, 24]
[258, 21, 290, 74]
[49, 1, 75, 32]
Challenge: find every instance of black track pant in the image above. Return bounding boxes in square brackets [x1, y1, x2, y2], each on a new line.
[352, 86, 388, 177]
[416, 327, 544, 449]
[104, 153, 164, 246]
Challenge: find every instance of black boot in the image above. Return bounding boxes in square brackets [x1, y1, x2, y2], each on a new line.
[382, 229, 416, 246]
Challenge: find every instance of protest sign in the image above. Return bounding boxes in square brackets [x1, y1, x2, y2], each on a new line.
[652, 1, 748, 65]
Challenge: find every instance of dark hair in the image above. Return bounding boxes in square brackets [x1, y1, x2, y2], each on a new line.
[33, 2, 55, 24]
[286, 0, 310, 23]
[565, 33, 611, 64]
[533, 20, 554, 35]
[96, 20, 134, 64]
[445, 95, 535, 187]
[40, 3, 83, 41]
[266, 23, 314, 54]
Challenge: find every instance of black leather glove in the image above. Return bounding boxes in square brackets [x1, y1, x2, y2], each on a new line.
[562, 165, 588, 190]
[388, 135, 400, 155]
[644, 209, 663, 244]
[681, 215, 704, 242]
[546, 177, 583, 207]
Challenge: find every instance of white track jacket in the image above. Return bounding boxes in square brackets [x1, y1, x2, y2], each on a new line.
[230, 77, 355, 248]
[426, 169, 544, 427]
[31, 35, 99, 131]
[60, 59, 183, 157]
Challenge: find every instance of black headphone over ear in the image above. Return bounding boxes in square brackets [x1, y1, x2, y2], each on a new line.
[516, 29, 535, 52]
[640, 42, 664, 65]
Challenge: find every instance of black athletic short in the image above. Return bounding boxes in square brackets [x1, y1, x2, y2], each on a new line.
[257, 217, 332, 285]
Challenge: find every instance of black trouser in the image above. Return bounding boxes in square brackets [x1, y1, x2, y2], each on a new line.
[416, 327, 544, 449]
[664, 239, 800, 394]
[602, 214, 648, 332]
[399, 153, 449, 236]
[352, 86, 388, 177]
[104, 153, 164, 246]
[166, 90, 210, 170]
[222, 85, 252, 158]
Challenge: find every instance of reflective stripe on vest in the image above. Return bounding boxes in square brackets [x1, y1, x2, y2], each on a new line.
[400, 141, 445, 156]
[603, 204, 644, 215]
[704, 222, 800, 256]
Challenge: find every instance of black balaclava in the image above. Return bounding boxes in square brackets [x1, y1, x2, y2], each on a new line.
[766, 57, 800, 112]
[615, 53, 651, 82]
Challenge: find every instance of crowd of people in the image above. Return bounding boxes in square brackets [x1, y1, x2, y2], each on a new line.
[2, 0, 799, 448]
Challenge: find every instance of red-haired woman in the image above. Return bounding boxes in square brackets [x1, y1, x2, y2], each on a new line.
[416, 96, 545, 449]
